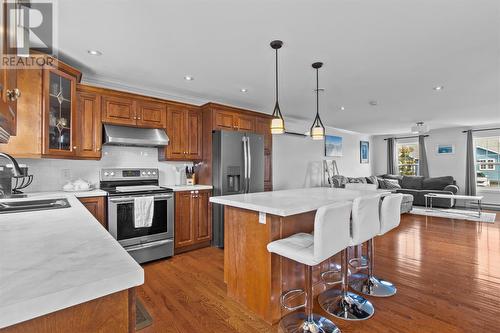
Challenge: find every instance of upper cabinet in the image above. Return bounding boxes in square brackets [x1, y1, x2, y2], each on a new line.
[0, 0, 20, 142]
[101, 93, 167, 129]
[213, 107, 255, 132]
[42, 67, 77, 157]
[101, 95, 137, 126]
[159, 104, 202, 161]
[76, 87, 102, 159]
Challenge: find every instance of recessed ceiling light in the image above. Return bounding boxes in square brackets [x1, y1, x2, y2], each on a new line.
[184, 75, 194, 81]
[433, 85, 444, 91]
[240, 88, 248, 93]
[369, 100, 378, 106]
[340, 106, 345, 111]
[87, 50, 102, 56]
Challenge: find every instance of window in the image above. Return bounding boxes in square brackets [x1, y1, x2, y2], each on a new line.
[475, 136, 500, 190]
[397, 141, 419, 176]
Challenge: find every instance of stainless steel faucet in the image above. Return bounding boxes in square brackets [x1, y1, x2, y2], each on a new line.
[0, 153, 23, 197]
[0, 152, 22, 176]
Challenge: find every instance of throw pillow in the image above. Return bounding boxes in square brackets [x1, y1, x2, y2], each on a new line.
[366, 176, 379, 188]
[330, 175, 347, 188]
[383, 179, 401, 190]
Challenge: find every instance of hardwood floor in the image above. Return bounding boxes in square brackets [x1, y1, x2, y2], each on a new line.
[137, 211, 500, 333]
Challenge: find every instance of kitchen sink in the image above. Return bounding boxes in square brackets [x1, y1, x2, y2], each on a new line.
[0, 198, 71, 214]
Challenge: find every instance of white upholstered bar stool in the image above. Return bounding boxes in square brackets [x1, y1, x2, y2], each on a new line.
[318, 194, 380, 321]
[267, 202, 352, 333]
[350, 194, 403, 297]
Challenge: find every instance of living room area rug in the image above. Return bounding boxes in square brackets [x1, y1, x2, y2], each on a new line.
[409, 206, 496, 223]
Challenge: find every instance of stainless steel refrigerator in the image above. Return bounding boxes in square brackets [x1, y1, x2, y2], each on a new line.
[212, 130, 264, 247]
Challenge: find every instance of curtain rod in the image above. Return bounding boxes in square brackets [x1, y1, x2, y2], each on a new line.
[384, 134, 429, 141]
[462, 127, 500, 133]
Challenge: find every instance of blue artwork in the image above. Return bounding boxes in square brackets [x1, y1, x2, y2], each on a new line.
[360, 141, 369, 163]
[325, 135, 343, 157]
[437, 144, 454, 154]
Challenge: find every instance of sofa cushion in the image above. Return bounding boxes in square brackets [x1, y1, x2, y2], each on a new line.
[422, 176, 455, 190]
[401, 176, 424, 190]
[347, 177, 367, 184]
[380, 174, 403, 184]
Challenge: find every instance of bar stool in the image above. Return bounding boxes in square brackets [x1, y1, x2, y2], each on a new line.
[267, 202, 352, 333]
[318, 194, 379, 321]
[350, 194, 403, 297]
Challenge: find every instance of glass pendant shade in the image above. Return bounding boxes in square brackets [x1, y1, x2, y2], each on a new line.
[309, 62, 325, 140]
[271, 101, 285, 134]
[270, 40, 285, 135]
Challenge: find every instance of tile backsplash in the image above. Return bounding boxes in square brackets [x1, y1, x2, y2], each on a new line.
[17, 146, 193, 192]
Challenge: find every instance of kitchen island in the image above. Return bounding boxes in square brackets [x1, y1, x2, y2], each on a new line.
[210, 187, 387, 324]
[0, 193, 143, 332]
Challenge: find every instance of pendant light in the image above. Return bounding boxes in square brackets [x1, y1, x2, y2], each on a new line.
[270, 40, 285, 134]
[310, 62, 325, 140]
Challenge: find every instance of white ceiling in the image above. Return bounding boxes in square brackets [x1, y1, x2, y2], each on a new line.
[56, 0, 500, 135]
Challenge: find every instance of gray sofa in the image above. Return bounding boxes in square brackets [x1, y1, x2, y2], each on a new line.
[380, 175, 459, 208]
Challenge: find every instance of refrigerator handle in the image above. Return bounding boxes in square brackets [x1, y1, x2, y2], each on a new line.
[242, 136, 248, 193]
[246, 136, 251, 193]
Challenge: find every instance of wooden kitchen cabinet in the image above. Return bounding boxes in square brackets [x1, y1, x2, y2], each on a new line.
[42, 67, 78, 158]
[76, 89, 102, 159]
[101, 95, 137, 126]
[159, 104, 202, 161]
[136, 100, 166, 128]
[213, 108, 255, 132]
[79, 196, 107, 228]
[174, 189, 212, 253]
[256, 117, 273, 191]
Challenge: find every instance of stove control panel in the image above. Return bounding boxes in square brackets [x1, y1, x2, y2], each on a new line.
[100, 168, 159, 181]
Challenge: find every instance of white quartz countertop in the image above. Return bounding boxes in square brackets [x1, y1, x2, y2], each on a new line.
[0, 193, 144, 329]
[163, 184, 213, 192]
[209, 187, 390, 217]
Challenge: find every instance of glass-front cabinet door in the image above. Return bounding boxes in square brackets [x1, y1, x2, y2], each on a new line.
[42, 68, 77, 157]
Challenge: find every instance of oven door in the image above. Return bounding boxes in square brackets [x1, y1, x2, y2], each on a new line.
[107, 192, 174, 247]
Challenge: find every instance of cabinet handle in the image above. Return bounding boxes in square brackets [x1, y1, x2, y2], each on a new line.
[6, 88, 21, 101]
[73, 146, 77, 150]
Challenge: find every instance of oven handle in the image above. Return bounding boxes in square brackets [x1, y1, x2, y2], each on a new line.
[125, 239, 173, 252]
[109, 194, 173, 203]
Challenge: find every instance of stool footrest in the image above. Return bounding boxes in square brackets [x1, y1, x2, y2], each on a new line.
[280, 289, 306, 311]
[349, 257, 369, 270]
[321, 267, 342, 286]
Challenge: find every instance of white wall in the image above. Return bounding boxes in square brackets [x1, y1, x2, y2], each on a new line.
[273, 118, 373, 190]
[17, 146, 192, 192]
[372, 126, 500, 205]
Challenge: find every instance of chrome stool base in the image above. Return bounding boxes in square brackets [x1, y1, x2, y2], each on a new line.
[318, 289, 374, 321]
[349, 274, 397, 297]
[279, 312, 341, 333]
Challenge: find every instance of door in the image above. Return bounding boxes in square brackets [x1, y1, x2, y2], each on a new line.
[246, 133, 265, 193]
[186, 108, 202, 160]
[194, 190, 211, 242]
[76, 91, 101, 159]
[42, 68, 77, 157]
[102, 95, 137, 126]
[175, 191, 194, 248]
[213, 110, 236, 130]
[236, 114, 255, 132]
[136, 100, 166, 128]
[166, 105, 186, 159]
[0, 0, 19, 139]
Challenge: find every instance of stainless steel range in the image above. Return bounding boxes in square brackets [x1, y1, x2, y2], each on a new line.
[100, 168, 174, 263]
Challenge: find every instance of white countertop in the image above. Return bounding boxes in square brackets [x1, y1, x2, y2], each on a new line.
[209, 187, 390, 217]
[23, 189, 108, 198]
[163, 184, 213, 192]
[0, 193, 144, 329]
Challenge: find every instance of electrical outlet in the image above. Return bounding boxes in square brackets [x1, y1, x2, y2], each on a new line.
[259, 212, 266, 224]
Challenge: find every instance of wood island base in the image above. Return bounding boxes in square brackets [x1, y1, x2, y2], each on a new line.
[224, 206, 340, 324]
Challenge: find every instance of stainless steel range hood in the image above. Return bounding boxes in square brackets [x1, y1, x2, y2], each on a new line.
[103, 124, 169, 147]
